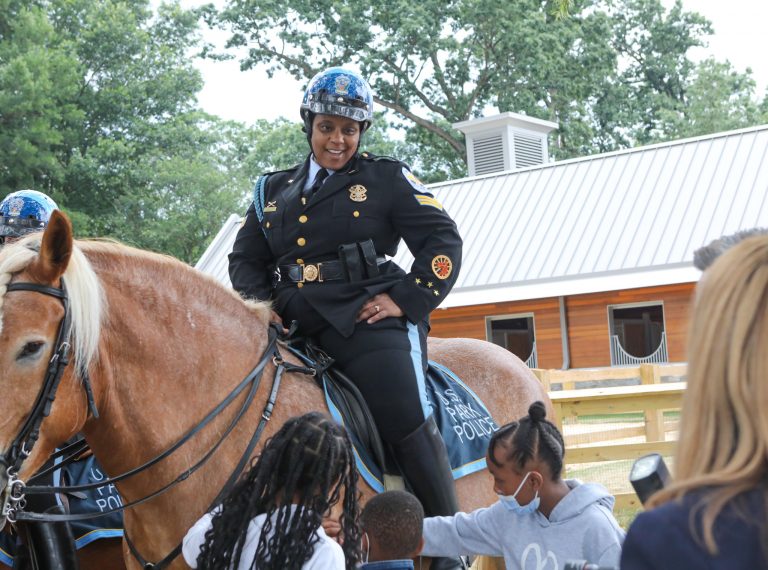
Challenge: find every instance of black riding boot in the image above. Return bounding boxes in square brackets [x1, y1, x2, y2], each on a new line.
[392, 415, 464, 570]
[15, 506, 80, 570]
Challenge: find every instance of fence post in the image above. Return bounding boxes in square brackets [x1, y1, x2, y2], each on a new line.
[532, 369, 551, 392]
[641, 363, 664, 442]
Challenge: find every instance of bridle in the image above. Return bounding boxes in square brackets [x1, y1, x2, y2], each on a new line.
[0, 276, 315, 569]
[0, 278, 99, 526]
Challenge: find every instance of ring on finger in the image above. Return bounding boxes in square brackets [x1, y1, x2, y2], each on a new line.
[374, 304, 381, 313]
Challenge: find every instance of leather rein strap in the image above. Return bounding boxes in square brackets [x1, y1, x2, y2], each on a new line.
[6, 290, 315, 569]
[0, 280, 83, 478]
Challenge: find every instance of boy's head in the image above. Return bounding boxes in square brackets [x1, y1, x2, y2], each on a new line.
[360, 490, 424, 562]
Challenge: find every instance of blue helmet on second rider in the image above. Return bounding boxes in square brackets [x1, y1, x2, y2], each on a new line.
[300, 67, 374, 135]
[0, 190, 58, 244]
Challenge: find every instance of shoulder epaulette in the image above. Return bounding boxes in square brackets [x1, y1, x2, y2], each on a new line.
[359, 151, 402, 164]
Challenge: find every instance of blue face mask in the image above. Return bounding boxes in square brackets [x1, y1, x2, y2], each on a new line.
[498, 471, 540, 515]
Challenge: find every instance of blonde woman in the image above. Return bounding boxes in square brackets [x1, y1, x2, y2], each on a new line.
[621, 234, 768, 569]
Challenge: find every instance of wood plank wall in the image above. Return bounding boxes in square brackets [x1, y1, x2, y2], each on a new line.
[430, 297, 564, 369]
[566, 282, 694, 368]
[429, 282, 695, 369]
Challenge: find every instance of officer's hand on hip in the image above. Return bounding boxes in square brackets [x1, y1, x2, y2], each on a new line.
[357, 293, 403, 324]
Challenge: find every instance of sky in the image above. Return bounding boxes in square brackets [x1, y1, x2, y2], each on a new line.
[189, 0, 768, 125]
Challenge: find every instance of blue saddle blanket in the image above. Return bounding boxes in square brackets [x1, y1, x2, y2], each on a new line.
[323, 360, 499, 493]
[0, 455, 123, 565]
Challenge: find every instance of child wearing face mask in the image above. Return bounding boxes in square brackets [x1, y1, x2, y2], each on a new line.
[420, 401, 625, 570]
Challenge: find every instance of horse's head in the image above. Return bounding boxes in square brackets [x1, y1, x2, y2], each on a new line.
[0, 211, 99, 522]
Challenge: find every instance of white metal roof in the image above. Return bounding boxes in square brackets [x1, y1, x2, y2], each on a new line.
[196, 125, 768, 308]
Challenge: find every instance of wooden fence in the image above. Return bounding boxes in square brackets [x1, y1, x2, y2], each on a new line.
[531, 363, 687, 509]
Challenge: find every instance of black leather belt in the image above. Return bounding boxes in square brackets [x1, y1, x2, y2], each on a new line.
[277, 256, 386, 284]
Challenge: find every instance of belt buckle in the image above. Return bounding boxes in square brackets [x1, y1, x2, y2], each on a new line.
[301, 263, 323, 283]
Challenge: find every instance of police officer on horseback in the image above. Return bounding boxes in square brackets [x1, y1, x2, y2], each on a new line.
[229, 67, 463, 569]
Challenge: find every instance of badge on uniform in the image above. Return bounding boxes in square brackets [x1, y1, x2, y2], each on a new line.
[349, 185, 367, 202]
[432, 255, 453, 280]
[264, 201, 277, 212]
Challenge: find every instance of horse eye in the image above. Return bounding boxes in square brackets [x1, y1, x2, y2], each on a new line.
[17, 341, 44, 360]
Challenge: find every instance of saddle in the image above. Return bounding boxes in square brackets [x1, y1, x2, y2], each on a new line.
[288, 342, 390, 475]
[286, 340, 497, 493]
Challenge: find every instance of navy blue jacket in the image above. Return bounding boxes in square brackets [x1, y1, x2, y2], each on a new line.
[228, 152, 462, 337]
[621, 488, 767, 569]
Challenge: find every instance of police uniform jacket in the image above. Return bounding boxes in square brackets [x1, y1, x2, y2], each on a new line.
[228, 152, 462, 338]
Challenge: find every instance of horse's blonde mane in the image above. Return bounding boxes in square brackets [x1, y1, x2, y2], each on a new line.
[0, 236, 270, 378]
[0, 235, 103, 378]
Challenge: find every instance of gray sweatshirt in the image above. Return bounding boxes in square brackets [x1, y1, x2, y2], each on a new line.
[422, 480, 625, 569]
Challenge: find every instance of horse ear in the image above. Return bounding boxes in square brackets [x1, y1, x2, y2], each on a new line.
[28, 210, 73, 285]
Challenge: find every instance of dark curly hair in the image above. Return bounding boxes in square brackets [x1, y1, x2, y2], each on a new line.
[488, 401, 565, 479]
[195, 412, 361, 570]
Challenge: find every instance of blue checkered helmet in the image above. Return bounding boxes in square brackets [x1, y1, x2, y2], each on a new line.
[0, 190, 58, 242]
[300, 68, 374, 132]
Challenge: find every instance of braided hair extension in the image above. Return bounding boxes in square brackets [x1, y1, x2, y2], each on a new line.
[195, 412, 361, 570]
[488, 401, 566, 479]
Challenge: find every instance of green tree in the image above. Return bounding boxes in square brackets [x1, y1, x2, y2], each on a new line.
[653, 58, 762, 141]
[0, 0, 251, 262]
[215, 0, 759, 180]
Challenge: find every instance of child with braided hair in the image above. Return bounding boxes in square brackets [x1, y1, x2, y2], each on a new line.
[420, 401, 625, 570]
[182, 412, 360, 570]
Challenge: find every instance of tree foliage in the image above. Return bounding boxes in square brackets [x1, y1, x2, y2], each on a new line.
[216, 0, 766, 181]
[0, 0, 250, 262]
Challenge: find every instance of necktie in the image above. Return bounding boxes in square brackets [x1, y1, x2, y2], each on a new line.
[304, 168, 329, 203]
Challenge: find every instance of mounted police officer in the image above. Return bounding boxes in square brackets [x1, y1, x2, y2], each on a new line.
[0, 190, 58, 245]
[229, 67, 464, 569]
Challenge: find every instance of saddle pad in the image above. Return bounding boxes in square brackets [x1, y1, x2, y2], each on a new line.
[0, 455, 124, 565]
[324, 360, 499, 493]
[57, 455, 124, 548]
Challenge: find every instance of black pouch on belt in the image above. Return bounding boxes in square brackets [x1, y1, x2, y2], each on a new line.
[358, 239, 380, 278]
[338, 242, 364, 282]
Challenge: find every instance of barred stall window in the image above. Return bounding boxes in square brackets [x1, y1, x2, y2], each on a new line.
[486, 314, 537, 368]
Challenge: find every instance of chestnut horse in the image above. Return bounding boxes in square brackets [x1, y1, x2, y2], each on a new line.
[0, 212, 549, 569]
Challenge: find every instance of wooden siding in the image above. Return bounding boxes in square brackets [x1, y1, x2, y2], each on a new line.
[566, 283, 694, 368]
[430, 297, 564, 369]
[429, 282, 695, 369]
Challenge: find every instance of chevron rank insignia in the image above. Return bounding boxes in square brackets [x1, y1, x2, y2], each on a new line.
[414, 195, 443, 210]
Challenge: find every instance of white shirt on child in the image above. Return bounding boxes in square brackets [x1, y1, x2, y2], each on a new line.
[182, 505, 345, 570]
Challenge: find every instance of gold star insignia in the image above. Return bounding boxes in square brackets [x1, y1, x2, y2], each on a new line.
[415, 278, 422, 284]
[433, 290, 440, 296]
[427, 282, 433, 288]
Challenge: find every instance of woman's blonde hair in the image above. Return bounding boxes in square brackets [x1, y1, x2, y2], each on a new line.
[649, 234, 768, 553]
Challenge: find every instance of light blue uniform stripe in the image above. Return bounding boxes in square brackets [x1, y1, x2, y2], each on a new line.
[407, 321, 432, 419]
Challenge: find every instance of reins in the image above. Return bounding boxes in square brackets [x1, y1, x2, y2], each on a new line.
[0, 278, 317, 569]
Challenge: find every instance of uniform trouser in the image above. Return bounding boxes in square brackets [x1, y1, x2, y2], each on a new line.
[284, 296, 462, 569]
[283, 295, 430, 443]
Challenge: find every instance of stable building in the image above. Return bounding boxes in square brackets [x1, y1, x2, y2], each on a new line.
[196, 117, 768, 370]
